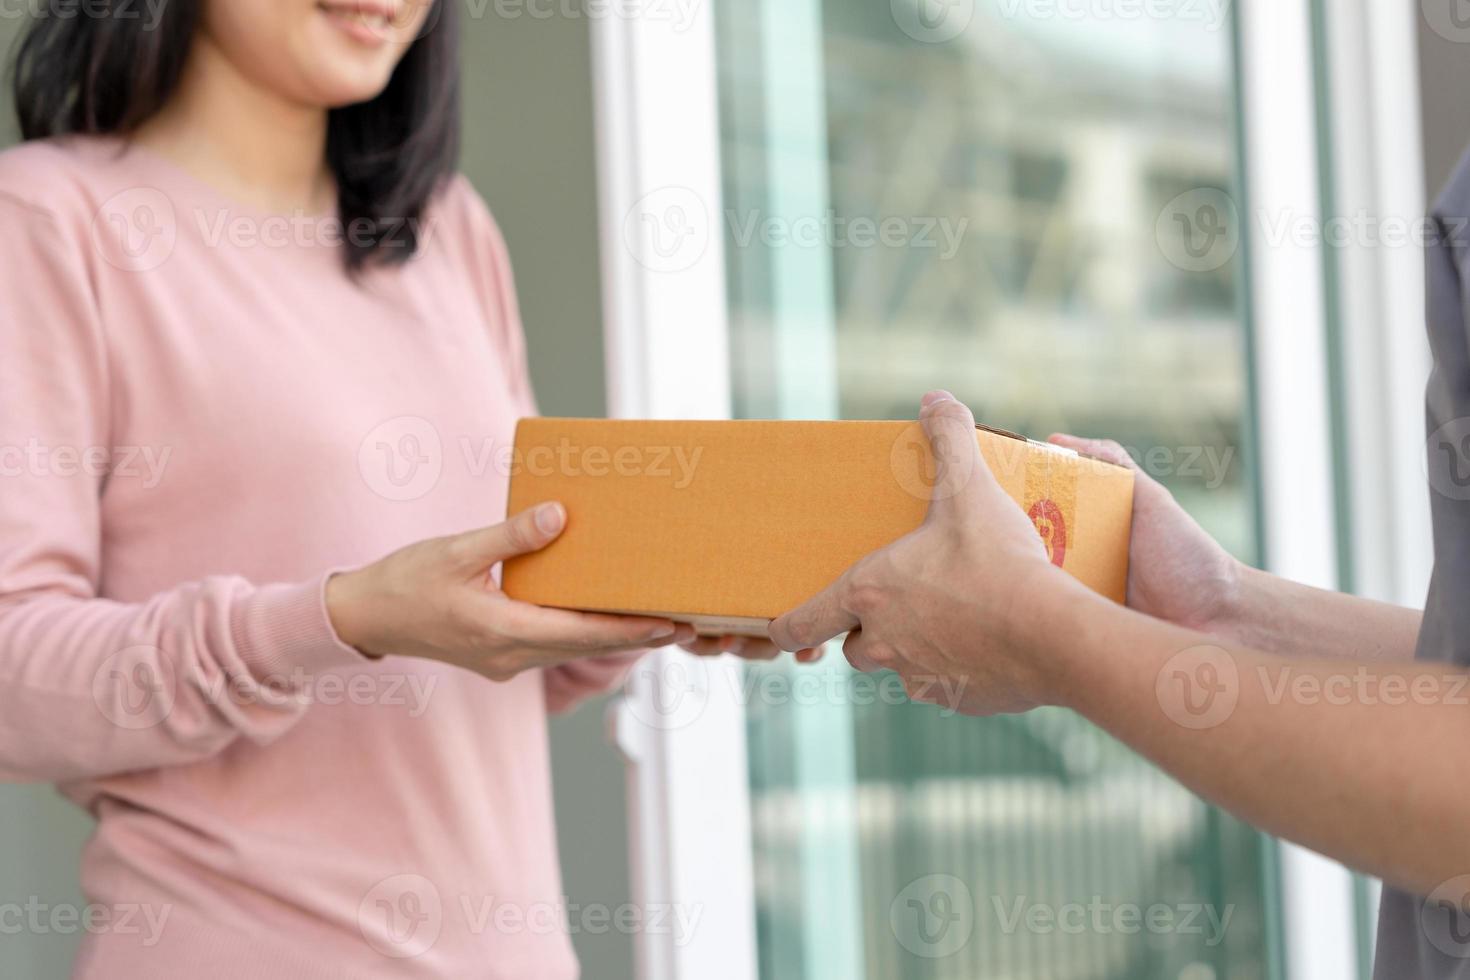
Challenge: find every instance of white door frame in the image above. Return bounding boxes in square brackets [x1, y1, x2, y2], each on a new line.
[589, 5, 760, 980]
[1239, 0, 1431, 976]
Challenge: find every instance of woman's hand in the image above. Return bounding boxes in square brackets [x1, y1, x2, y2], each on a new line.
[769, 391, 1078, 715]
[677, 634, 825, 664]
[1047, 434, 1245, 638]
[326, 503, 697, 682]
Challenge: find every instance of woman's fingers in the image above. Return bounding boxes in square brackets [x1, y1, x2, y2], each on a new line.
[678, 636, 810, 661]
[678, 636, 727, 657]
[479, 596, 688, 651]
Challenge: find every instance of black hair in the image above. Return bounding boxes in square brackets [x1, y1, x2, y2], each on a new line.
[12, 0, 462, 272]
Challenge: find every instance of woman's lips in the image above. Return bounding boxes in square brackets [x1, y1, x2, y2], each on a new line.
[317, 1, 397, 46]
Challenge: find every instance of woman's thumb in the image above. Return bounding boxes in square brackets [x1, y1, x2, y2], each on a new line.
[453, 502, 566, 569]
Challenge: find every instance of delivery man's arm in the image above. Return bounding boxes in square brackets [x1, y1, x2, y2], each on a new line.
[771, 392, 1460, 899]
[1046, 433, 1423, 664]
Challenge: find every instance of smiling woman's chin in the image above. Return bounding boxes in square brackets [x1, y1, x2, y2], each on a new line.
[299, 53, 402, 107]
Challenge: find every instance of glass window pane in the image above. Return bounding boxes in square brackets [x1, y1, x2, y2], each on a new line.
[716, 2, 1275, 978]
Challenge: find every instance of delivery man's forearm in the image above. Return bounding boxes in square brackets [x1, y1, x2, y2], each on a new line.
[1213, 564, 1422, 663]
[1052, 592, 1465, 897]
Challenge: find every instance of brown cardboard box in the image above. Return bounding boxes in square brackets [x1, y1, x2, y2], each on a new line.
[502, 418, 1134, 636]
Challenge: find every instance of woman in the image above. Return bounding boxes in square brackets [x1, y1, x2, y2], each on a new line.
[0, 1, 775, 976]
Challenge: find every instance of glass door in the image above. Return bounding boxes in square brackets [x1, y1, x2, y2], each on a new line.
[590, 1, 1371, 977]
[716, 3, 1270, 979]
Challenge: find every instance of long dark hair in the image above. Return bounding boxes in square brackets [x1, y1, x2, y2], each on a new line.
[12, 0, 462, 272]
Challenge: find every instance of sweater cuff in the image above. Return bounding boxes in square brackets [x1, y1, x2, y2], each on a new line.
[233, 572, 370, 679]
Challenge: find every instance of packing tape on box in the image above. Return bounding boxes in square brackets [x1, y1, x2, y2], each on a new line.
[1023, 446, 1079, 569]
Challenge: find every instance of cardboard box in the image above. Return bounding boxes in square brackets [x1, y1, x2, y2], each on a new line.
[502, 418, 1134, 636]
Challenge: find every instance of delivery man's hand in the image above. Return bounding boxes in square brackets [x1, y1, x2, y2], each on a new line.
[768, 391, 1080, 715]
[1046, 433, 1244, 640]
[325, 503, 698, 681]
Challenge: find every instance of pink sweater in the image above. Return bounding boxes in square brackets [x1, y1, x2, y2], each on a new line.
[0, 136, 635, 979]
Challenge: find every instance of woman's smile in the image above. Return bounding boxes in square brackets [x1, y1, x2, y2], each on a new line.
[316, 0, 399, 47]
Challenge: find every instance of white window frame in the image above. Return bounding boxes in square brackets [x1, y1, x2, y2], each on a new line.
[589, 5, 759, 979]
[1236, 2, 1358, 978]
[591, 1, 1431, 977]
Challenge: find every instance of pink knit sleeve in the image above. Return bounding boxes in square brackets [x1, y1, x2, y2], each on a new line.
[0, 195, 365, 783]
[453, 177, 646, 715]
